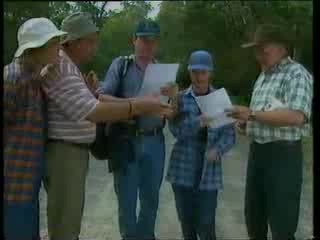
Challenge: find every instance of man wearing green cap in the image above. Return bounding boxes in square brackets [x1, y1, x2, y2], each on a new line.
[226, 24, 313, 240]
[42, 13, 172, 240]
[98, 19, 176, 240]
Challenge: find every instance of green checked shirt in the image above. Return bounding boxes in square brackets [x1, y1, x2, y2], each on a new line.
[247, 57, 313, 144]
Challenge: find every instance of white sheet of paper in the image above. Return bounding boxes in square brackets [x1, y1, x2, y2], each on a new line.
[264, 96, 287, 111]
[140, 63, 179, 102]
[195, 88, 235, 129]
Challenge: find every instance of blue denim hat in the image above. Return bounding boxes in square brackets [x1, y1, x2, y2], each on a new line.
[135, 19, 160, 37]
[188, 50, 214, 71]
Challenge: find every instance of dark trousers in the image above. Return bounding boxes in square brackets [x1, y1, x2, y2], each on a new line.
[172, 184, 218, 240]
[245, 140, 303, 240]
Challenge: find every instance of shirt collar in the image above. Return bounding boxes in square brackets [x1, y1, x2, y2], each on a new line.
[60, 49, 75, 65]
[133, 54, 157, 71]
[185, 85, 215, 98]
[265, 56, 294, 74]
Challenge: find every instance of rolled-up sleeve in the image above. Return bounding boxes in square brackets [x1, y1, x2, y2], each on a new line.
[285, 70, 313, 122]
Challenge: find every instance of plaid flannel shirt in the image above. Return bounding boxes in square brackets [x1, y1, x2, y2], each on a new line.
[166, 86, 236, 190]
[4, 60, 45, 204]
[247, 57, 313, 143]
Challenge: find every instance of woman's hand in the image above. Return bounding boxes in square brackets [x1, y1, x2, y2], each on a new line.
[235, 120, 247, 135]
[199, 113, 213, 128]
[206, 149, 219, 162]
[160, 82, 178, 98]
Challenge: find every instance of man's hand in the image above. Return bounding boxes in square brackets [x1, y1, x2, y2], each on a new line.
[206, 149, 219, 162]
[131, 95, 173, 118]
[38, 63, 61, 86]
[84, 70, 99, 93]
[160, 82, 178, 98]
[225, 105, 251, 121]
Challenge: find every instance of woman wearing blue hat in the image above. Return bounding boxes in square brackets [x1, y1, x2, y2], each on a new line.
[165, 50, 236, 240]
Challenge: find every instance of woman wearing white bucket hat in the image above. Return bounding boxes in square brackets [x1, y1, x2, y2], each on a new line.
[3, 17, 66, 240]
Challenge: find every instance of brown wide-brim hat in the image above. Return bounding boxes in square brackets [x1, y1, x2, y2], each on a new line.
[241, 24, 292, 49]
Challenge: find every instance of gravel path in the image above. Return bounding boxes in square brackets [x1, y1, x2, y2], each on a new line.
[40, 127, 313, 240]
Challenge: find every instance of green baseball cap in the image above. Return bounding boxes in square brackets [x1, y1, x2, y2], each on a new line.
[61, 12, 99, 43]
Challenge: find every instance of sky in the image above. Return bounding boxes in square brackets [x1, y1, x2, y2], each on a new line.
[105, 1, 162, 18]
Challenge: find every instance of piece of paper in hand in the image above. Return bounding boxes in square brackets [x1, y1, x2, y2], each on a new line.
[195, 88, 235, 129]
[264, 96, 287, 111]
[140, 63, 179, 103]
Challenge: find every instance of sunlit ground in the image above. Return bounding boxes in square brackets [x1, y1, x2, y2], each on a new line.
[40, 128, 313, 240]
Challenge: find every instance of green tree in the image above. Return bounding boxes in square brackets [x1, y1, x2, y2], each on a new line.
[4, 1, 50, 64]
[87, 1, 152, 78]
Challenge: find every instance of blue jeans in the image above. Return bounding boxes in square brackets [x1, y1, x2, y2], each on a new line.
[172, 184, 218, 240]
[4, 186, 41, 240]
[113, 134, 165, 240]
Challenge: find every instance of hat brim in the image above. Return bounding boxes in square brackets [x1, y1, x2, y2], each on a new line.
[14, 30, 67, 58]
[135, 32, 160, 37]
[61, 28, 100, 44]
[241, 42, 258, 48]
[188, 65, 213, 71]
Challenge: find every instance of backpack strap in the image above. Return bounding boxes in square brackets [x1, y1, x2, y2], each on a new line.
[115, 55, 134, 97]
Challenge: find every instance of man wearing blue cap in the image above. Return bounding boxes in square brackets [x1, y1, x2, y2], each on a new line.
[166, 50, 236, 240]
[98, 19, 174, 240]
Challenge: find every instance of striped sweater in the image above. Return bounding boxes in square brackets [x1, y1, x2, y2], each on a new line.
[42, 50, 98, 144]
[3, 60, 45, 204]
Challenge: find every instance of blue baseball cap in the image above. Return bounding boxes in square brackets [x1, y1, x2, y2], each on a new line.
[135, 19, 160, 37]
[188, 50, 214, 71]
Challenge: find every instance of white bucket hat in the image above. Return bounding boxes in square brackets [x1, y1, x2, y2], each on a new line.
[14, 17, 67, 58]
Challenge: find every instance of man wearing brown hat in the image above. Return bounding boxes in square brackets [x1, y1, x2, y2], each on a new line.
[41, 13, 172, 240]
[226, 24, 313, 240]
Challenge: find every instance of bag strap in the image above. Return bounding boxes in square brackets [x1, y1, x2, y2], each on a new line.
[115, 55, 134, 97]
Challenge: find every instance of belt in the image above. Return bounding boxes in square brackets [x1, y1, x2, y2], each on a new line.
[253, 140, 301, 147]
[133, 127, 163, 137]
[47, 139, 90, 149]
[116, 127, 163, 137]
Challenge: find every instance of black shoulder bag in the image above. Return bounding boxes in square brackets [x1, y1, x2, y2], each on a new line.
[89, 56, 133, 163]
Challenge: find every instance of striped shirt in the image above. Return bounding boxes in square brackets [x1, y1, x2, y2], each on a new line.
[247, 57, 313, 143]
[42, 50, 98, 144]
[166, 86, 236, 190]
[4, 60, 45, 204]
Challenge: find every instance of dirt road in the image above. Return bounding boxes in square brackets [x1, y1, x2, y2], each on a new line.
[40, 128, 313, 239]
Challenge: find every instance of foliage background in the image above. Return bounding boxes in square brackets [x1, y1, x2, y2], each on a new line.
[4, 1, 313, 104]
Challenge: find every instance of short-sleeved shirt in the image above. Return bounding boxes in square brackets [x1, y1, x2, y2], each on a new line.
[247, 57, 313, 143]
[98, 55, 163, 130]
[42, 50, 98, 144]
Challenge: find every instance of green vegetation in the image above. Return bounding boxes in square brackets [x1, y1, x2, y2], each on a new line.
[4, 1, 313, 98]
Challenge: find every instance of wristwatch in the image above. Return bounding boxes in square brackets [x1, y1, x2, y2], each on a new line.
[248, 110, 257, 121]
